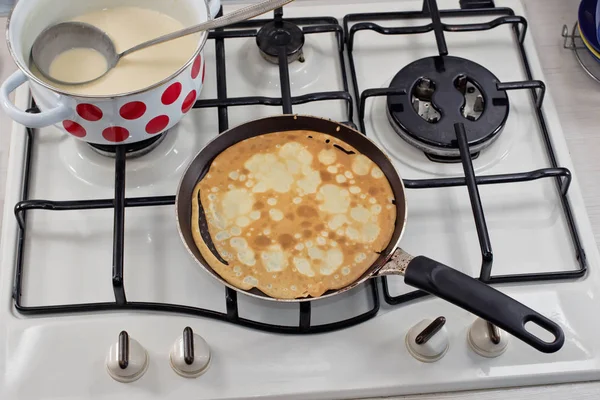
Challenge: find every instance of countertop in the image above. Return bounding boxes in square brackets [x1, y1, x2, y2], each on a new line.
[0, 0, 599, 399]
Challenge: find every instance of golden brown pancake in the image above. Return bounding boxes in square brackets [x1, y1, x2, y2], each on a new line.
[191, 130, 396, 299]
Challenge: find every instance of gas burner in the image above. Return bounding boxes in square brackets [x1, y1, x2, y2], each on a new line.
[88, 133, 167, 159]
[256, 21, 305, 64]
[386, 56, 509, 159]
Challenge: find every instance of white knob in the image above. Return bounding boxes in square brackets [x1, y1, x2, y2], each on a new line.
[468, 318, 509, 358]
[170, 327, 211, 378]
[405, 317, 449, 362]
[106, 331, 149, 383]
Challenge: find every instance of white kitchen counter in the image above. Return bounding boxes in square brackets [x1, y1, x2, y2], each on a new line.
[0, 0, 598, 398]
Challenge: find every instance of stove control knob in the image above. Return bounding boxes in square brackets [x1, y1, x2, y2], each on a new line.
[468, 318, 509, 358]
[405, 316, 449, 362]
[106, 331, 149, 383]
[170, 327, 211, 378]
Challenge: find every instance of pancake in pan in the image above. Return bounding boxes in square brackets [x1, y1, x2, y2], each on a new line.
[191, 130, 397, 299]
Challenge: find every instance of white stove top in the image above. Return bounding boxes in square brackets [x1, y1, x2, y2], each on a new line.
[2, 0, 600, 399]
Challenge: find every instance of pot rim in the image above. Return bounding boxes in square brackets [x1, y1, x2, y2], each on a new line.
[5, 0, 211, 101]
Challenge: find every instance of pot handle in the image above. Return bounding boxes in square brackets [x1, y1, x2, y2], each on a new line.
[0, 71, 72, 129]
[399, 255, 565, 353]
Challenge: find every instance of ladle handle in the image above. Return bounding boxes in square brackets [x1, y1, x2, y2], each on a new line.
[120, 0, 295, 58]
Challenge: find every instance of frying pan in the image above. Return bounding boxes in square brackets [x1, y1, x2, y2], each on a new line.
[176, 115, 565, 354]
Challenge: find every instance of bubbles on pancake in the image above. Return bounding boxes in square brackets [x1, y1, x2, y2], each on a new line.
[349, 186, 361, 194]
[318, 184, 350, 214]
[371, 166, 384, 179]
[351, 154, 373, 176]
[293, 197, 302, 204]
[267, 198, 277, 206]
[230, 237, 246, 249]
[350, 206, 371, 223]
[261, 244, 288, 272]
[216, 231, 231, 241]
[294, 257, 315, 277]
[336, 174, 347, 184]
[236, 216, 251, 227]
[269, 209, 284, 221]
[355, 253, 367, 263]
[239, 250, 256, 266]
[328, 214, 347, 230]
[228, 171, 239, 180]
[250, 210, 261, 220]
[243, 276, 259, 286]
[318, 149, 337, 165]
[342, 267, 351, 276]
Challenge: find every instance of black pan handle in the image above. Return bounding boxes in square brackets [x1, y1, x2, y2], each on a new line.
[404, 256, 565, 354]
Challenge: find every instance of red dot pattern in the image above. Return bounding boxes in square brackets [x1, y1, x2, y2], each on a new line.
[63, 120, 87, 138]
[102, 126, 130, 143]
[182, 90, 197, 114]
[77, 104, 103, 121]
[64, 67, 206, 142]
[120, 101, 147, 120]
[191, 54, 202, 79]
[146, 115, 170, 134]
[162, 82, 182, 105]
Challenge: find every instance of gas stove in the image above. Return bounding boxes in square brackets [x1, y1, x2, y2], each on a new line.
[2, 0, 600, 399]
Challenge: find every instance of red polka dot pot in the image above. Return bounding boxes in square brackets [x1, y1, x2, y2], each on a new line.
[1, 0, 220, 146]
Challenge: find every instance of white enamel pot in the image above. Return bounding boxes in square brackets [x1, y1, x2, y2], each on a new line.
[1, 0, 221, 145]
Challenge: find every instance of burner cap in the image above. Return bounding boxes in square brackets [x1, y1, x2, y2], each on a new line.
[386, 56, 509, 157]
[88, 133, 167, 159]
[256, 21, 305, 64]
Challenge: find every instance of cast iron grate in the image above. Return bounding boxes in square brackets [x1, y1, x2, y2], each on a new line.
[11, 0, 587, 331]
[343, 0, 586, 305]
[12, 7, 376, 334]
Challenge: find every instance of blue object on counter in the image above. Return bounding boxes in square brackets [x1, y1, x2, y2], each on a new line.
[579, 0, 600, 54]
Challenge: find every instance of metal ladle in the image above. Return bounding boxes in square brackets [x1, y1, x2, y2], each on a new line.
[31, 0, 294, 85]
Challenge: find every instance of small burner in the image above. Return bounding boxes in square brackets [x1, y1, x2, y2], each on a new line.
[256, 21, 305, 64]
[386, 56, 509, 158]
[88, 133, 167, 159]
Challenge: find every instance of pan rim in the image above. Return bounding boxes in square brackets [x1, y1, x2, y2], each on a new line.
[175, 114, 408, 303]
